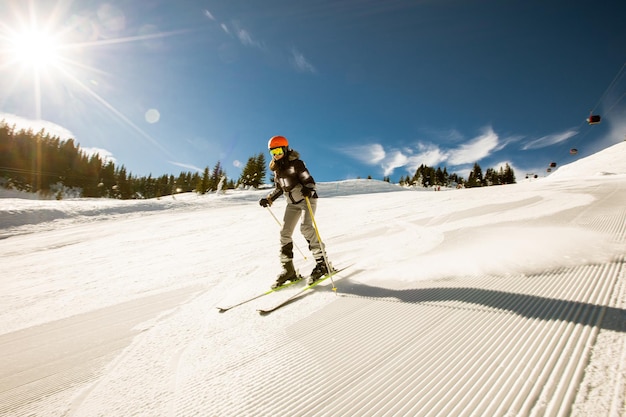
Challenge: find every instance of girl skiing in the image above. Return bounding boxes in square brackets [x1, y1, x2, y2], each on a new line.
[259, 135, 329, 288]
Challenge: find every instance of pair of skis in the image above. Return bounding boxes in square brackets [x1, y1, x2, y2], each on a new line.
[217, 266, 349, 315]
[216, 276, 304, 313]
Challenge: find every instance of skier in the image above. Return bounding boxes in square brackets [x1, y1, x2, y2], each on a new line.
[259, 135, 329, 288]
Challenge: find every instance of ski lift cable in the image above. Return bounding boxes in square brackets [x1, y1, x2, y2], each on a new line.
[533, 62, 625, 172]
[561, 61, 626, 158]
[565, 116, 594, 158]
[603, 90, 626, 116]
[589, 61, 626, 115]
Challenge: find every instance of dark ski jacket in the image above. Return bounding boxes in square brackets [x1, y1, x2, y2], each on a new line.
[267, 149, 318, 205]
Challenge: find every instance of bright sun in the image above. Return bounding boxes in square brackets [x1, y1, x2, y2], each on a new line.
[8, 28, 61, 68]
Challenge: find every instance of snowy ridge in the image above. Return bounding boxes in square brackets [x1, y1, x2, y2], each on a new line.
[0, 141, 625, 416]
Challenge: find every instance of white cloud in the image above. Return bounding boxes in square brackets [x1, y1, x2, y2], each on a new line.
[489, 160, 523, 179]
[216, 21, 260, 47]
[342, 126, 507, 177]
[231, 24, 262, 48]
[341, 143, 386, 165]
[448, 126, 499, 165]
[290, 49, 316, 74]
[203, 10, 215, 21]
[0, 113, 75, 140]
[208, 13, 316, 74]
[237, 28, 255, 46]
[407, 143, 448, 172]
[0, 113, 120, 166]
[382, 151, 409, 176]
[522, 129, 578, 150]
[492, 160, 515, 171]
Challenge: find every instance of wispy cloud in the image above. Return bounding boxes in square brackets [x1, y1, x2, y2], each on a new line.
[382, 150, 409, 176]
[290, 49, 317, 73]
[215, 22, 263, 48]
[342, 126, 506, 177]
[341, 143, 386, 165]
[235, 27, 260, 47]
[448, 126, 499, 165]
[522, 129, 578, 150]
[203, 9, 215, 21]
[491, 160, 519, 176]
[406, 143, 448, 168]
[169, 161, 203, 173]
[349, 126, 564, 178]
[203, 10, 260, 48]
[203, 10, 314, 72]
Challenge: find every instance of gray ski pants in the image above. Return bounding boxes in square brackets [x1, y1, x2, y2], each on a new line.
[279, 199, 324, 263]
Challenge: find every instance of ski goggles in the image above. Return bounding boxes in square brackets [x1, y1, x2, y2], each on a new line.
[269, 148, 284, 156]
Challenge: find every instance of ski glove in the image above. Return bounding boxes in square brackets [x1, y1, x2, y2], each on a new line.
[259, 197, 271, 207]
[301, 186, 313, 198]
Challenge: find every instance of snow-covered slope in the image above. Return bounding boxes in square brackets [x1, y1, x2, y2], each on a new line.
[0, 142, 625, 416]
[546, 140, 626, 179]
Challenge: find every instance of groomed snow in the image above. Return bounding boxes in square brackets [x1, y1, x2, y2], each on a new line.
[1, 142, 625, 416]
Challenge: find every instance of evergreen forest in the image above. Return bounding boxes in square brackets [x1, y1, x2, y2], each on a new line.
[1, 121, 515, 199]
[399, 161, 516, 188]
[0, 121, 267, 199]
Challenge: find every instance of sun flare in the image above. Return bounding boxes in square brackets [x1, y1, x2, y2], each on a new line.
[1, 1, 184, 152]
[8, 28, 61, 68]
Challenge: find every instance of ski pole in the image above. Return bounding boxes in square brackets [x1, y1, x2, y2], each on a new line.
[265, 206, 307, 260]
[305, 196, 337, 292]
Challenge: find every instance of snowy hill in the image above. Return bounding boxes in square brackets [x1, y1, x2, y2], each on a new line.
[547, 140, 626, 179]
[0, 142, 625, 416]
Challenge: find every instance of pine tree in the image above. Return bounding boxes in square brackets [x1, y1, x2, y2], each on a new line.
[238, 153, 266, 188]
[255, 153, 266, 185]
[198, 167, 210, 194]
[209, 161, 225, 191]
[466, 163, 483, 188]
[435, 167, 444, 185]
[484, 168, 499, 186]
[116, 166, 133, 199]
[101, 161, 116, 197]
[502, 163, 516, 184]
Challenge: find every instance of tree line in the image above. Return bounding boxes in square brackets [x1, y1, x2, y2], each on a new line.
[0, 122, 268, 199]
[1, 121, 515, 199]
[399, 162, 516, 188]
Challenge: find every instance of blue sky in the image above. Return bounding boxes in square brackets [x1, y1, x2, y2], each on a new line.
[1, 0, 625, 183]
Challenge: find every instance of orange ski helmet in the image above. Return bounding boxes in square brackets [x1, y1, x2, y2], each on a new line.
[268, 135, 288, 149]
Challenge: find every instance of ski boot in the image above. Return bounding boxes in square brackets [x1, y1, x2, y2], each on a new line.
[271, 261, 301, 289]
[307, 259, 331, 285]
